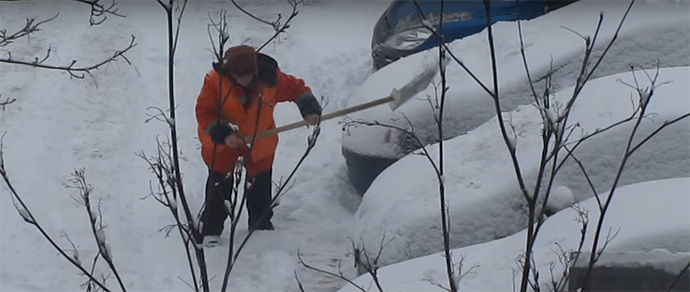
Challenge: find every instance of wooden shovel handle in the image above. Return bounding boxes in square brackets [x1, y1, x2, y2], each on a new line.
[246, 95, 394, 140]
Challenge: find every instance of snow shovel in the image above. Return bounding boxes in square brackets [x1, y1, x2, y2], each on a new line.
[247, 61, 441, 140]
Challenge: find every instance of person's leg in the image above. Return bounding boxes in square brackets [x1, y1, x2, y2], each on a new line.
[200, 170, 233, 239]
[246, 168, 274, 230]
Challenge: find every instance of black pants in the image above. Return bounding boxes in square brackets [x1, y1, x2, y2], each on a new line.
[200, 168, 274, 236]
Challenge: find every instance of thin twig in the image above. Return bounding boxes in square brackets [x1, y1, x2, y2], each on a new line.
[297, 249, 367, 292]
[67, 170, 127, 291]
[0, 95, 17, 108]
[258, 0, 300, 51]
[71, 0, 125, 25]
[0, 35, 136, 79]
[0, 14, 60, 47]
[0, 141, 111, 291]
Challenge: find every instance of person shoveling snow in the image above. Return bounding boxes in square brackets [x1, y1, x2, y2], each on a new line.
[195, 45, 440, 248]
[195, 45, 323, 247]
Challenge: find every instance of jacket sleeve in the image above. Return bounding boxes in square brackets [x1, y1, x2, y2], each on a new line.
[195, 73, 221, 134]
[274, 69, 312, 103]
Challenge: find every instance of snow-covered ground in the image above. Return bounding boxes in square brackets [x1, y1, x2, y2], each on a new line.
[2, 1, 689, 291]
[1, 1, 389, 291]
[339, 177, 690, 291]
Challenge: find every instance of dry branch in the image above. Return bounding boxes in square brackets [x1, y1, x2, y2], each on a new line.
[0, 14, 59, 47]
[137, 138, 200, 292]
[230, 0, 301, 51]
[0, 35, 136, 79]
[0, 138, 111, 291]
[71, 0, 125, 25]
[141, 1, 210, 291]
[0, 95, 17, 108]
[580, 64, 688, 290]
[66, 169, 127, 291]
[297, 248, 367, 292]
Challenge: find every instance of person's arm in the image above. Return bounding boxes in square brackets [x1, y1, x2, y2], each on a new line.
[274, 70, 322, 119]
[274, 69, 311, 102]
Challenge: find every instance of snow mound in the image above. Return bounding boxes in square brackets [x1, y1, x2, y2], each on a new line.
[343, 0, 690, 159]
[340, 177, 690, 291]
[351, 66, 690, 269]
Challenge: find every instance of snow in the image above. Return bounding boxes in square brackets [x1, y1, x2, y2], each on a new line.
[342, 0, 690, 159]
[352, 66, 690, 268]
[546, 185, 576, 214]
[1, 1, 389, 291]
[339, 177, 690, 291]
[2, 0, 689, 291]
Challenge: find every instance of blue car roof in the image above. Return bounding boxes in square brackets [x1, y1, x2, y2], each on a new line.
[386, 0, 546, 30]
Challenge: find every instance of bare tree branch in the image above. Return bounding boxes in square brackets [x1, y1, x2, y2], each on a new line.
[257, 0, 299, 51]
[297, 248, 367, 292]
[71, 0, 125, 25]
[206, 10, 231, 63]
[581, 61, 667, 290]
[349, 238, 386, 292]
[66, 169, 127, 291]
[225, 115, 323, 283]
[344, 118, 441, 179]
[230, 0, 277, 27]
[1, 0, 126, 57]
[0, 95, 17, 109]
[294, 270, 307, 292]
[139, 3, 210, 291]
[229, 0, 301, 52]
[171, 0, 189, 56]
[0, 137, 111, 291]
[472, 1, 639, 291]
[137, 138, 201, 292]
[0, 34, 136, 79]
[562, 147, 601, 208]
[0, 14, 59, 46]
[629, 113, 690, 156]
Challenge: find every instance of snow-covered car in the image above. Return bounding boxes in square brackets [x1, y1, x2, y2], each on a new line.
[371, 0, 579, 70]
[343, 0, 690, 194]
[340, 177, 690, 291]
[350, 65, 690, 271]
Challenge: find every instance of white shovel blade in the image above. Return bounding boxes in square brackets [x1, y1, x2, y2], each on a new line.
[388, 56, 442, 111]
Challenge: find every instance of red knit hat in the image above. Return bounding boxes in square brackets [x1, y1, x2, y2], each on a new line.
[224, 45, 258, 75]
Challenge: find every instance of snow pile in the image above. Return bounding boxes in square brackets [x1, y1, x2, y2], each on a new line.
[342, 0, 690, 159]
[339, 177, 690, 291]
[545, 185, 576, 215]
[351, 66, 690, 268]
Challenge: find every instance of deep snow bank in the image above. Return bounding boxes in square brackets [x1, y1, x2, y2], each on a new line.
[351, 66, 690, 268]
[340, 177, 690, 291]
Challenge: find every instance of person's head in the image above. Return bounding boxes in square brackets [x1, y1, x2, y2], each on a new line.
[224, 45, 258, 87]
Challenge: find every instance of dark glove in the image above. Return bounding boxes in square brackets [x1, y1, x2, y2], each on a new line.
[295, 92, 322, 118]
[209, 121, 233, 145]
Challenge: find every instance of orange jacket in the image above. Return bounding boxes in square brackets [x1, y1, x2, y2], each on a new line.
[195, 69, 311, 176]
